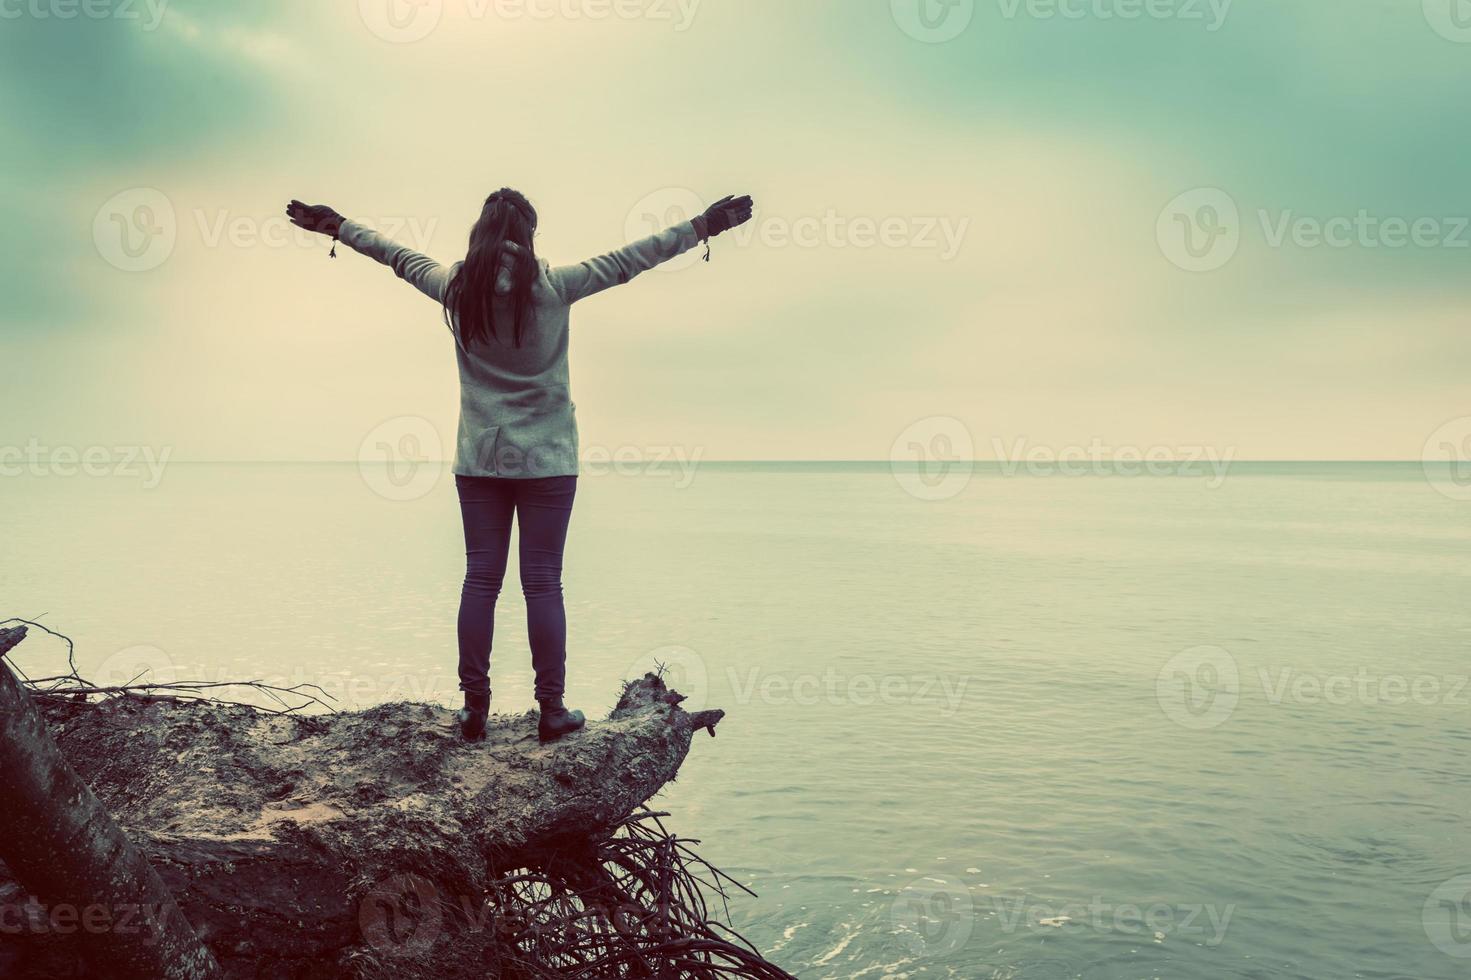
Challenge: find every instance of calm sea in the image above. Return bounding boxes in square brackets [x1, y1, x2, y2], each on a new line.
[4, 462, 1470, 978]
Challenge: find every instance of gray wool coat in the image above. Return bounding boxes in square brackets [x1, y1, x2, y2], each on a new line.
[339, 217, 702, 478]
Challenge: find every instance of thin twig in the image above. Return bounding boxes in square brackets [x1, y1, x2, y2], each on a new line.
[1, 618, 336, 715]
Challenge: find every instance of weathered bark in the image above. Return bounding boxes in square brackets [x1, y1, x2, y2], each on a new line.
[0, 626, 723, 978]
[0, 625, 223, 979]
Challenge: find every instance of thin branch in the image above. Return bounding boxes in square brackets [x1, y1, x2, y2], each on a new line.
[1, 618, 336, 715]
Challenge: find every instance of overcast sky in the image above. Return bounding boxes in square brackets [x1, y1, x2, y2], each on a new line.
[3, 0, 1468, 461]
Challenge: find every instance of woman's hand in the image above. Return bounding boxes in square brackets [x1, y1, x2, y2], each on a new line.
[286, 200, 345, 238]
[697, 194, 754, 240]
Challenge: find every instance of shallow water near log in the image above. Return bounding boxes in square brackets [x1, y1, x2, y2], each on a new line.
[5, 462, 1469, 979]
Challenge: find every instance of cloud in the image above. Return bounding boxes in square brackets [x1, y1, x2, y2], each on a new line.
[3, 0, 1468, 459]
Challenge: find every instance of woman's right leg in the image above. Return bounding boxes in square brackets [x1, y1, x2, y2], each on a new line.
[455, 475, 515, 697]
[512, 476, 577, 702]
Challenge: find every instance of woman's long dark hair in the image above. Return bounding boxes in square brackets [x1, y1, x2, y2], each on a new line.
[443, 188, 539, 348]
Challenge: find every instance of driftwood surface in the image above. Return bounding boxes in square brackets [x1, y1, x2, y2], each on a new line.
[0, 623, 727, 978]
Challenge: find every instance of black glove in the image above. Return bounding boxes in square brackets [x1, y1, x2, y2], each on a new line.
[286, 200, 345, 238]
[699, 194, 754, 240]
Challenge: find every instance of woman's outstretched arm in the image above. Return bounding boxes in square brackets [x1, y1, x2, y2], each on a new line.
[551, 193, 753, 306]
[286, 200, 452, 303]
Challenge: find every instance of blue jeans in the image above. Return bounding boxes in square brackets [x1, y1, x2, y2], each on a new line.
[455, 475, 576, 700]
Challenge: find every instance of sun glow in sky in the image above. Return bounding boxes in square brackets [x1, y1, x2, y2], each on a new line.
[3, 0, 1469, 461]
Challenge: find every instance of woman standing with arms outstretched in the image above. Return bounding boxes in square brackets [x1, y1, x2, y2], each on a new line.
[287, 189, 754, 742]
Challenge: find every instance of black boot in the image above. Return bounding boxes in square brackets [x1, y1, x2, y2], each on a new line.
[537, 697, 585, 743]
[456, 691, 490, 741]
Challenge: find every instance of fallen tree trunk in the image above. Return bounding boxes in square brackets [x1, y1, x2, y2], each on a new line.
[0, 625, 222, 979]
[0, 623, 725, 978]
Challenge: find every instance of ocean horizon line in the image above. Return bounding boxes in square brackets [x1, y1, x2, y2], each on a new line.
[123, 458, 1440, 466]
